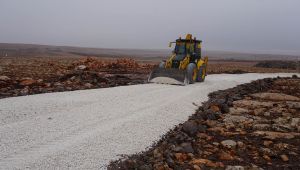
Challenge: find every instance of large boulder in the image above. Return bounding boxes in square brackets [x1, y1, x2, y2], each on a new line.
[233, 99, 274, 108]
[224, 115, 253, 125]
[182, 121, 198, 136]
[221, 140, 237, 149]
[0, 75, 10, 81]
[253, 131, 299, 139]
[251, 93, 300, 101]
[286, 101, 300, 109]
[19, 78, 36, 86]
[229, 107, 249, 115]
[76, 65, 87, 70]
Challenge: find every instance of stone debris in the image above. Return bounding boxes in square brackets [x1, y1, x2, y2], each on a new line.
[287, 101, 300, 109]
[229, 107, 249, 115]
[76, 65, 87, 70]
[109, 77, 300, 170]
[0, 75, 10, 81]
[221, 140, 237, 149]
[280, 154, 289, 162]
[0, 57, 153, 99]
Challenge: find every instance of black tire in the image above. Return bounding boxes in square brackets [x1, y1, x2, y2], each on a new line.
[159, 62, 165, 68]
[197, 65, 206, 82]
[187, 63, 197, 84]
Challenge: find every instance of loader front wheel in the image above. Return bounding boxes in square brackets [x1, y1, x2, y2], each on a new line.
[187, 63, 197, 84]
[197, 65, 206, 82]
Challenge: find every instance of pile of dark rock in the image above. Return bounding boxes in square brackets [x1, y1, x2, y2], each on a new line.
[109, 75, 300, 170]
[255, 61, 299, 70]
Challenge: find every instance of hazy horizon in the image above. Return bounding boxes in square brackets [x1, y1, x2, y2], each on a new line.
[1, 0, 300, 55]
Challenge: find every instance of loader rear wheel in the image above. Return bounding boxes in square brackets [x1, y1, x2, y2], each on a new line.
[197, 65, 206, 82]
[187, 63, 197, 84]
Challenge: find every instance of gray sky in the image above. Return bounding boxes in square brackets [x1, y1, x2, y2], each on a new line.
[1, 0, 300, 55]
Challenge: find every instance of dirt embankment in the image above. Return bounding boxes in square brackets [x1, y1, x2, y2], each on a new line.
[0, 56, 298, 99]
[109, 76, 300, 170]
[0, 57, 152, 99]
[208, 60, 299, 74]
[255, 61, 300, 70]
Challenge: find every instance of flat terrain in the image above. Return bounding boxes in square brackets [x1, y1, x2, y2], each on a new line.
[0, 56, 298, 99]
[0, 43, 299, 169]
[0, 73, 297, 170]
[0, 43, 299, 61]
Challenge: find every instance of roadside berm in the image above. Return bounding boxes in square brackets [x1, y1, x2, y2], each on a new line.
[109, 75, 300, 170]
[0, 58, 152, 99]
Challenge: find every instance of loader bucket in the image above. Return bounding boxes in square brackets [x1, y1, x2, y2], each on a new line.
[148, 67, 188, 85]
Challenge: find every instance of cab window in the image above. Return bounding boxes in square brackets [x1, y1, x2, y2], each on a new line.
[175, 42, 185, 54]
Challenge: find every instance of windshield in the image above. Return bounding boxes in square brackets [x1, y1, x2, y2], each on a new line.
[175, 43, 185, 54]
[174, 54, 185, 60]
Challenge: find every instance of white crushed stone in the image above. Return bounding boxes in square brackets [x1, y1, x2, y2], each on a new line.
[150, 77, 185, 85]
[0, 73, 298, 170]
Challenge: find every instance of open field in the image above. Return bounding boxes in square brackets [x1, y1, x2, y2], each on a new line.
[0, 57, 152, 99]
[0, 43, 299, 61]
[1, 0, 300, 169]
[0, 44, 299, 170]
[0, 56, 298, 99]
[1, 54, 299, 99]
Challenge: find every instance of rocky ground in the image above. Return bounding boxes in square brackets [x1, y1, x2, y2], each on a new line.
[255, 60, 300, 70]
[0, 56, 298, 99]
[207, 60, 298, 74]
[0, 57, 152, 99]
[109, 75, 300, 170]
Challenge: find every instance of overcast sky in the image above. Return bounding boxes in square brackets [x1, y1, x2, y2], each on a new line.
[1, 0, 300, 55]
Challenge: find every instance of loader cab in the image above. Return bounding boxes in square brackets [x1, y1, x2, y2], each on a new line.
[173, 38, 202, 62]
[175, 41, 186, 55]
[173, 41, 186, 61]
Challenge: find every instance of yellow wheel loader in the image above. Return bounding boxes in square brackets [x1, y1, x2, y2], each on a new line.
[148, 34, 208, 85]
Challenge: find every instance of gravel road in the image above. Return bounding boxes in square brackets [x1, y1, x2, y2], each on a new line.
[0, 73, 297, 170]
